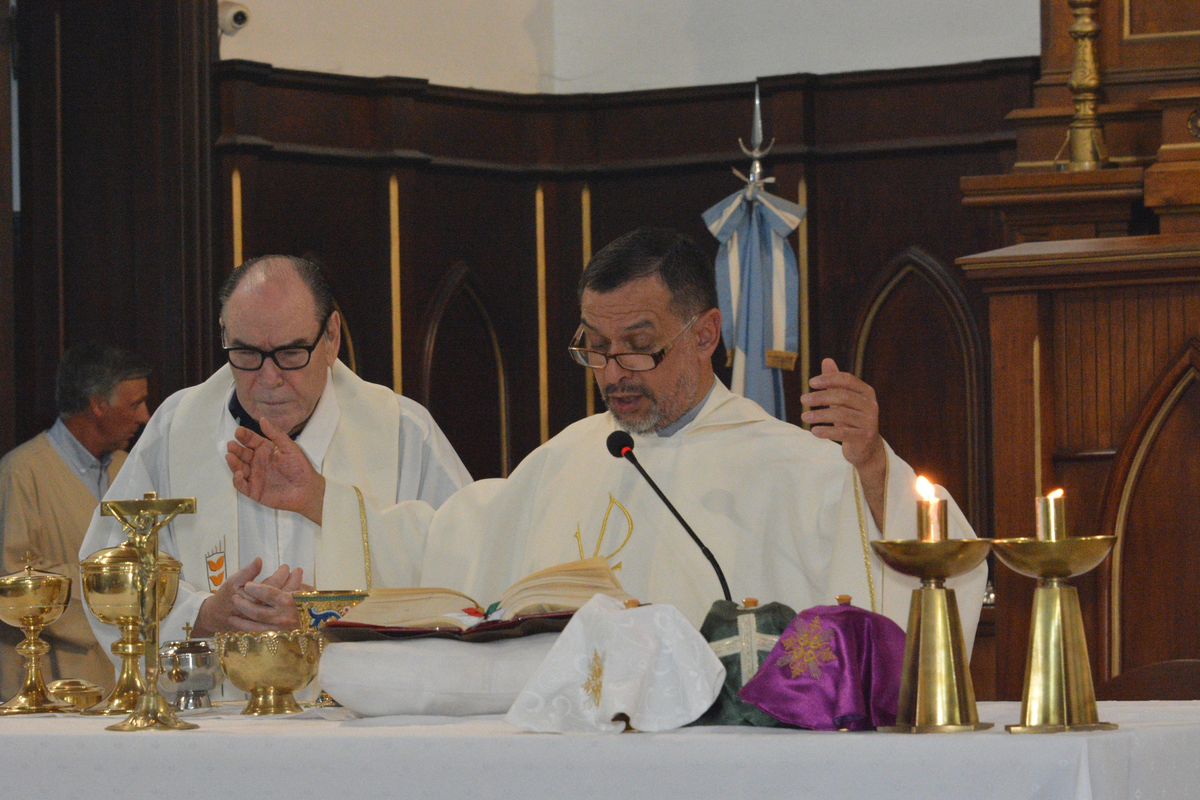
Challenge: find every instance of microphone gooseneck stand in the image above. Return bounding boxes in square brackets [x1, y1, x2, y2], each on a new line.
[606, 430, 732, 603]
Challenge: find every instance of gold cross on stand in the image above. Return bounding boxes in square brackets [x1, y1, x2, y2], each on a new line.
[182, 622, 194, 641]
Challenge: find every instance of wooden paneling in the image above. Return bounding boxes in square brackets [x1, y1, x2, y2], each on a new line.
[0, 5, 13, 456]
[13, 0, 215, 442]
[418, 263, 511, 479]
[1040, 0, 1200, 99]
[853, 248, 989, 537]
[962, 233, 1200, 698]
[211, 58, 1033, 484]
[1054, 284, 1200, 451]
[1098, 340, 1200, 678]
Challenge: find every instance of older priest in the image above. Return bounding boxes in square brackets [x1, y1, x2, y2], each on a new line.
[227, 231, 985, 642]
[80, 256, 470, 658]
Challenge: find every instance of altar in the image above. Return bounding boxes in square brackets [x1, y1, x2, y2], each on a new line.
[4, 701, 1198, 799]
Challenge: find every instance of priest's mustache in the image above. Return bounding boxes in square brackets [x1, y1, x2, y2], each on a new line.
[602, 381, 652, 401]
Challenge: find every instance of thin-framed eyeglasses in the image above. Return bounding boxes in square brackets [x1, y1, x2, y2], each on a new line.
[568, 313, 701, 372]
[222, 314, 332, 371]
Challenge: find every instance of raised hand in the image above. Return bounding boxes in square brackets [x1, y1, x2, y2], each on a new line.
[800, 358, 888, 528]
[225, 417, 326, 524]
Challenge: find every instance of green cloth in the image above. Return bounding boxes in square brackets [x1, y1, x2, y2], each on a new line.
[694, 599, 797, 726]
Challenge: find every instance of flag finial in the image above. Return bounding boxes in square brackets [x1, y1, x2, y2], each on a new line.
[738, 84, 775, 185]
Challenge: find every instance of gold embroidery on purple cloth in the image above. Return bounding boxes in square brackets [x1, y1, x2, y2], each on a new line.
[582, 649, 604, 707]
[778, 617, 836, 679]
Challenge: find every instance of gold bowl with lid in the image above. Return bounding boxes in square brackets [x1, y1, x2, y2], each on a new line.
[78, 543, 181, 715]
[0, 565, 76, 714]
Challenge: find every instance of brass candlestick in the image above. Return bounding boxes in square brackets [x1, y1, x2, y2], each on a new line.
[80, 543, 180, 715]
[992, 490, 1117, 733]
[95, 492, 197, 731]
[0, 564, 77, 714]
[293, 590, 369, 707]
[1060, 0, 1108, 171]
[872, 540, 992, 732]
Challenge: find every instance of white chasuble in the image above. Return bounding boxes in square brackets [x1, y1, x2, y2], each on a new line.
[415, 381, 986, 647]
[79, 360, 469, 666]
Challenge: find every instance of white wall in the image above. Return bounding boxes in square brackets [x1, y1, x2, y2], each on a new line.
[219, 0, 1040, 94]
[219, 0, 555, 93]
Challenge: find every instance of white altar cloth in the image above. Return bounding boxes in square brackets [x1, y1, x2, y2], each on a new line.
[3, 701, 1199, 799]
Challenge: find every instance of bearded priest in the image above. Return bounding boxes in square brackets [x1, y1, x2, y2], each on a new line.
[227, 228, 986, 645]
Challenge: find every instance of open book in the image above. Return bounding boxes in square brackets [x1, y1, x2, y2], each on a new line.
[334, 557, 634, 632]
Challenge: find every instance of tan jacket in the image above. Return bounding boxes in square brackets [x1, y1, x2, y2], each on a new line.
[0, 433, 126, 697]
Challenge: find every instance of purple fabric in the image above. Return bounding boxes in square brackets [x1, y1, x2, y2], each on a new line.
[737, 604, 906, 731]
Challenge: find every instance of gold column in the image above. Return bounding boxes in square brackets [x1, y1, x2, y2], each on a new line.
[389, 174, 403, 394]
[798, 178, 810, 429]
[231, 168, 244, 268]
[536, 185, 549, 442]
[582, 184, 595, 417]
[1064, 0, 1108, 170]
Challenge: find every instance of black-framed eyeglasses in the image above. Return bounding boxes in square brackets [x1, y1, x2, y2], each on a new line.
[222, 315, 331, 372]
[568, 313, 700, 372]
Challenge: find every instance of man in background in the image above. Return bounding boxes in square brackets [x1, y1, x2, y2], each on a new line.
[0, 342, 151, 696]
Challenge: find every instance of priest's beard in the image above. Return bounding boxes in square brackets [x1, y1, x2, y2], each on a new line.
[602, 369, 699, 434]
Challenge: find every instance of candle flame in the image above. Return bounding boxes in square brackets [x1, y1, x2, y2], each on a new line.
[915, 476, 936, 501]
[1047, 488, 1064, 499]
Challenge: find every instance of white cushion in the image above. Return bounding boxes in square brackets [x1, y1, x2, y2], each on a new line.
[319, 634, 559, 717]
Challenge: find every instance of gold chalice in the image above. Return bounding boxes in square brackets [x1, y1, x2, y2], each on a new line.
[293, 589, 368, 707]
[0, 565, 77, 714]
[992, 533, 1117, 733]
[871, 538, 993, 733]
[79, 543, 180, 715]
[216, 630, 325, 715]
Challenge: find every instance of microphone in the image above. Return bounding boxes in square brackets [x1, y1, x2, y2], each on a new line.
[606, 430, 732, 602]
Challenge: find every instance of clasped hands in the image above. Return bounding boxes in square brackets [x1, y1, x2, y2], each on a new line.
[191, 557, 308, 636]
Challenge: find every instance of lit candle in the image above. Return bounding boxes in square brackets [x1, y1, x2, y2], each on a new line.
[1036, 489, 1067, 542]
[916, 476, 947, 543]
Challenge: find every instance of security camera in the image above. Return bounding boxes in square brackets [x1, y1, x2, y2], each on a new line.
[218, 2, 250, 36]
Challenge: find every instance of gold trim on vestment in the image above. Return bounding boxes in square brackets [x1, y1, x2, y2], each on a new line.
[353, 486, 371, 592]
[854, 471, 878, 614]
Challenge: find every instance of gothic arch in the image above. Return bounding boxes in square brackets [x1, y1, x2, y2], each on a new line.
[419, 261, 511, 477]
[849, 246, 989, 535]
[1098, 338, 1200, 679]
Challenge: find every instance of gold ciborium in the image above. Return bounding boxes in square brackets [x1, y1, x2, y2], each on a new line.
[991, 490, 1117, 733]
[216, 630, 325, 715]
[0, 564, 77, 714]
[871, 476, 992, 733]
[80, 542, 180, 715]
[293, 589, 368, 707]
[93, 493, 197, 731]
